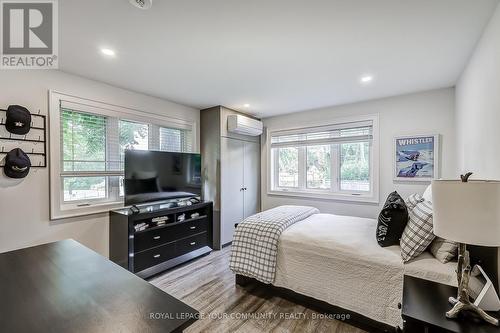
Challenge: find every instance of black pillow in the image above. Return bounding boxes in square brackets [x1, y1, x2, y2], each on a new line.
[376, 191, 408, 247]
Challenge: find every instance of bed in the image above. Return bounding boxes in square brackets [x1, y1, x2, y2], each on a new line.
[234, 212, 457, 332]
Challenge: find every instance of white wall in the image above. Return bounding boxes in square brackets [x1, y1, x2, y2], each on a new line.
[261, 88, 456, 218]
[0, 70, 199, 256]
[456, 3, 500, 179]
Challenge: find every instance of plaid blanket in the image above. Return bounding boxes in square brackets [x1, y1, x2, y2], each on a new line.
[229, 205, 319, 284]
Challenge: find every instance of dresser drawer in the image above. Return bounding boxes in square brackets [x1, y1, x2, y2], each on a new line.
[176, 233, 208, 256]
[134, 228, 175, 252]
[176, 217, 209, 236]
[134, 217, 209, 252]
[133, 242, 176, 273]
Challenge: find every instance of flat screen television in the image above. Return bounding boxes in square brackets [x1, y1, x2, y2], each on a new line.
[124, 150, 202, 206]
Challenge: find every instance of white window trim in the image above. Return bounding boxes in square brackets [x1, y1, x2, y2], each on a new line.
[49, 90, 197, 220]
[266, 114, 380, 204]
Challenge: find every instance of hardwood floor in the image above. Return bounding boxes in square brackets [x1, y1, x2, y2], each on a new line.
[149, 246, 367, 333]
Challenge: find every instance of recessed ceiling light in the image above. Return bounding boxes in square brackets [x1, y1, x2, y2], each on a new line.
[101, 48, 116, 57]
[243, 104, 250, 108]
[360, 75, 374, 84]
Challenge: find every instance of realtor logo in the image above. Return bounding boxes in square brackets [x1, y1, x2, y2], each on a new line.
[1, 0, 58, 69]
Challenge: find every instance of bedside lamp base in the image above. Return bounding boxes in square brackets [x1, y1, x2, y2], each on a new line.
[447, 296, 499, 326]
[446, 243, 499, 326]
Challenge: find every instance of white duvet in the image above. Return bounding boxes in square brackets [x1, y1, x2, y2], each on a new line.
[273, 214, 456, 328]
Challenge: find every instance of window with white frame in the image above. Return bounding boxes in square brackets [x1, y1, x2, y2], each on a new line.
[269, 117, 379, 202]
[50, 92, 195, 219]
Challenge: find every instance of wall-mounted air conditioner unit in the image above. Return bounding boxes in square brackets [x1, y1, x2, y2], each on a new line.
[227, 114, 263, 136]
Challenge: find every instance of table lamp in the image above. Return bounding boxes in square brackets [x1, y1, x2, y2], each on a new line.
[432, 173, 500, 326]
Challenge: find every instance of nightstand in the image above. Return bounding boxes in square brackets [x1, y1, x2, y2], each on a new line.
[402, 275, 500, 333]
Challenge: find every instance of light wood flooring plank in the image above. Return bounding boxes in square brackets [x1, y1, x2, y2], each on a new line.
[149, 246, 368, 333]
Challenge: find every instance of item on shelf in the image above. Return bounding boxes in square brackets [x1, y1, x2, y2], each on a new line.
[154, 219, 168, 227]
[5, 105, 31, 135]
[190, 212, 200, 219]
[177, 213, 185, 222]
[4, 148, 31, 178]
[433, 173, 500, 326]
[189, 197, 201, 204]
[152, 216, 169, 223]
[129, 205, 140, 215]
[134, 222, 149, 232]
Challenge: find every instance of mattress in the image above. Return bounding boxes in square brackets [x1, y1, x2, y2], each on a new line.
[273, 213, 456, 328]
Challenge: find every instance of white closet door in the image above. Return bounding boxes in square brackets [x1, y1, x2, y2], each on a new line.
[243, 141, 260, 219]
[220, 137, 244, 245]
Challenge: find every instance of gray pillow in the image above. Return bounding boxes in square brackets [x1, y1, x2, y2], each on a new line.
[429, 237, 458, 263]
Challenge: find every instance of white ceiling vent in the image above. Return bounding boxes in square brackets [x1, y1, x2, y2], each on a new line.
[227, 114, 263, 137]
[129, 0, 152, 10]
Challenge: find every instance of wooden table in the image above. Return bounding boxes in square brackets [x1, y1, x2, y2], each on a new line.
[402, 275, 500, 333]
[0, 239, 198, 332]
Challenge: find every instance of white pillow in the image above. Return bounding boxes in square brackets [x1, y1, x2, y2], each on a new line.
[422, 184, 432, 203]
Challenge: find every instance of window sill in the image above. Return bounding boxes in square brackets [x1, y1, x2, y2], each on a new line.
[267, 189, 379, 204]
[51, 201, 123, 220]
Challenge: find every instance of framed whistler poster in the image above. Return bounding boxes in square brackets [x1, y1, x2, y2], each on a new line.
[394, 134, 440, 182]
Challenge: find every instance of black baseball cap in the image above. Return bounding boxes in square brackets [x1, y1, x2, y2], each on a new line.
[6, 105, 31, 135]
[4, 148, 31, 178]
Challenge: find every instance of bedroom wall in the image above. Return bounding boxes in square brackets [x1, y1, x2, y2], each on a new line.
[456, 2, 500, 179]
[0, 70, 199, 257]
[455, 3, 500, 288]
[261, 88, 456, 219]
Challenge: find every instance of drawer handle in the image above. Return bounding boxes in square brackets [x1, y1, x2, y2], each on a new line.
[190, 242, 196, 246]
[190, 226, 196, 230]
[153, 236, 161, 240]
[153, 254, 161, 258]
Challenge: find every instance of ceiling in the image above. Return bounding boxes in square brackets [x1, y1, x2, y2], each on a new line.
[59, 0, 499, 117]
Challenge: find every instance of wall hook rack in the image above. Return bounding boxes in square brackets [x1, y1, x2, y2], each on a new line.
[0, 109, 47, 168]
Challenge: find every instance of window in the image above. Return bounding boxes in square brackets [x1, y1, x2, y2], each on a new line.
[307, 145, 331, 189]
[159, 126, 192, 152]
[50, 92, 196, 219]
[278, 147, 299, 187]
[269, 116, 379, 202]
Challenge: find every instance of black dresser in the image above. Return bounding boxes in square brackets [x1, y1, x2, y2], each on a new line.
[110, 201, 213, 278]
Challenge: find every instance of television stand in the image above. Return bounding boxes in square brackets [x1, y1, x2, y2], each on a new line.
[109, 201, 213, 279]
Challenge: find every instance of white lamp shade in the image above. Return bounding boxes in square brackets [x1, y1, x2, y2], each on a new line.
[432, 180, 500, 246]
